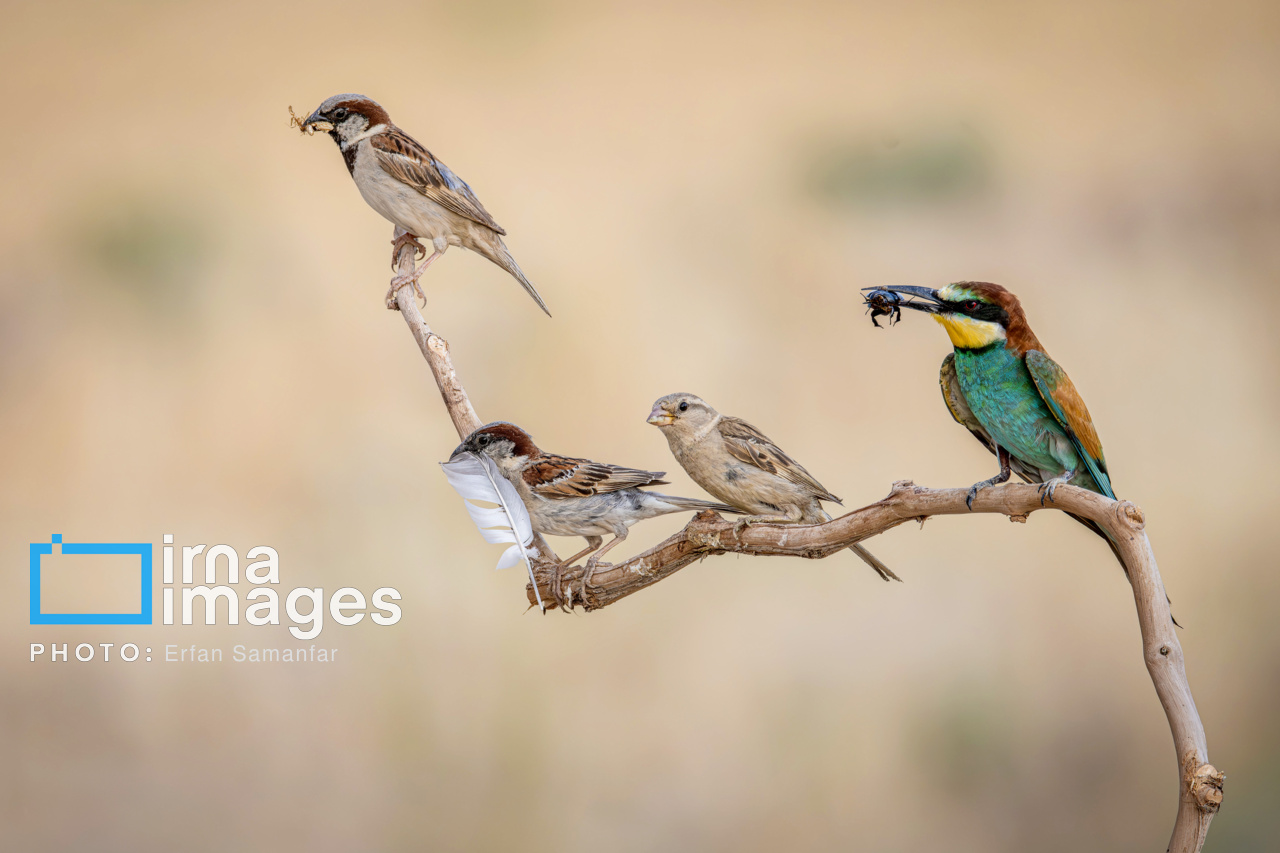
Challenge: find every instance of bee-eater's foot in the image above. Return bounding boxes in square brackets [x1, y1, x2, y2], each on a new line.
[390, 232, 427, 270]
[965, 474, 1007, 510]
[1037, 473, 1072, 506]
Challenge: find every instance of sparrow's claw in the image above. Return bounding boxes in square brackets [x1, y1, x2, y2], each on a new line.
[549, 559, 573, 612]
[385, 250, 439, 309]
[582, 557, 612, 591]
[732, 516, 755, 536]
[390, 232, 427, 270]
[385, 274, 426, 309]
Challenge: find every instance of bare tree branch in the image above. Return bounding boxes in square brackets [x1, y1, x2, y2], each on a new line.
[389, 231, 482, 439]
[389, 230, 560, 569]
[387, 227, 1222, 852]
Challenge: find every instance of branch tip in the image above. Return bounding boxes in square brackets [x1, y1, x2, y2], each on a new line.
[1118, 501, 1147, 530]
[1185, 759, 1225, 813]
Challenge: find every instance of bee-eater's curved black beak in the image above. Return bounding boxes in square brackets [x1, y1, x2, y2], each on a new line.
[862, 285, 944, 313]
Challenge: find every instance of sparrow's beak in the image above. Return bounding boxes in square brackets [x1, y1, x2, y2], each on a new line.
[448, 442, 471, 461]
[864, 285, 945, 314]
[303, 110, 335, 133]
[646, 405, 674, 426]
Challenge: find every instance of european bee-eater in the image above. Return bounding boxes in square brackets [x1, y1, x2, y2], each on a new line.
[866, 282, 1121, 557]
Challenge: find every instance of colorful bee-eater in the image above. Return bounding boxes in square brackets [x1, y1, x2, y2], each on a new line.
[866, 282, 1122, 560]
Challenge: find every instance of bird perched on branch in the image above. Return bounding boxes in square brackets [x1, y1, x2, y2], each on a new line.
[864, 282, 1125, 563]
[299, 94, 550, 315]
[647, 394, 900, 582]
[451, 422, 740, 598]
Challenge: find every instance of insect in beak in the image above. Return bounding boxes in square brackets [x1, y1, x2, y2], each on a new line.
[289, 105, 333, 135]
[860, 286, 944, 326]
[863, 289, 903, 328]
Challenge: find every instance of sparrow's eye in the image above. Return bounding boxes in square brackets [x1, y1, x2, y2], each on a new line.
[678, 401, 689, 412]
[478, 435, 490, 445]
[332, 107, 349, 120]
[963, 300, 980, 312]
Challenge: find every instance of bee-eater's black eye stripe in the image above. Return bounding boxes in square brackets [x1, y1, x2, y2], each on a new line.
[943, 301, 1007, 325]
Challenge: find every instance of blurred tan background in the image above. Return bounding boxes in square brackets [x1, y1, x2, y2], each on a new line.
[2, 1, 1278, 850]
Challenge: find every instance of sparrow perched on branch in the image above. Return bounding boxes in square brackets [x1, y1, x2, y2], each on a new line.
[299, 94, 550, 315]
[451, 422, 740, 596]
[647, 394, 900, 582]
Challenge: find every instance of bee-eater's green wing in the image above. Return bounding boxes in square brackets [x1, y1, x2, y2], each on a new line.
[1024, 350, 1114, 499]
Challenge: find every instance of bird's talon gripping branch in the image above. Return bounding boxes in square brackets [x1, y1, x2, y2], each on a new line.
[385, 277, 426, 309]
[583, 559, 613, 591]
[386, 253, 437, 309]
[965, 473, 1006, 510]
[549, 564, 566, 611]
[391, 231, 428, 269]
[1037, 474, 1070, 506]
[965, 447, 1012, 510]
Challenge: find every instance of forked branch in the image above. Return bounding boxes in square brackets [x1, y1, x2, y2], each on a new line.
[387, 229, 1221, 852]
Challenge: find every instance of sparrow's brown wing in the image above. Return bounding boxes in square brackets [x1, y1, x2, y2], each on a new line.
[717, 417, 841, 503]
[523, 454, 668, 499]
[370, 128, 506, 235]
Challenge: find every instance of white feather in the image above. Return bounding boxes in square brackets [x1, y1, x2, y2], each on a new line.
[440, 451, 542, 609]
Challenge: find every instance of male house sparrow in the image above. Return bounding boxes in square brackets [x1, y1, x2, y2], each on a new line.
[451, 422, 740, 592]
[300, 94, 550, 315]
[647, 394, 900, 582]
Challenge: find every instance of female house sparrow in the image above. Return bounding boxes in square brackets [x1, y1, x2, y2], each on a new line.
[647, 394, 900, 582]
[301, 94, 550, 315]
[450, 422, 740, 591]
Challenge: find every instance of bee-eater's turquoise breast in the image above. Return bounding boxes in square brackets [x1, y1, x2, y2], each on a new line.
[953, 345, 1097, 491]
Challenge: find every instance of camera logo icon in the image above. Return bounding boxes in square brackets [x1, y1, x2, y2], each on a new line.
[29, 535, 153, 625]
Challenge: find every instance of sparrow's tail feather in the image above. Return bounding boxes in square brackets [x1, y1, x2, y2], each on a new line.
[645, 493, 743, 515]
[477, 240, 552, 317]
[848, 543, 902, 582]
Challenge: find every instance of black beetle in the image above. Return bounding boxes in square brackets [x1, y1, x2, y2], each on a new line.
[863, 289, 902, 328]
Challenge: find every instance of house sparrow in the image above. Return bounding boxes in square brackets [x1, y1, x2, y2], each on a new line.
[450, 422, 740, 596]
[647, 393, 900, 582]
[300, 94, 550, 315]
